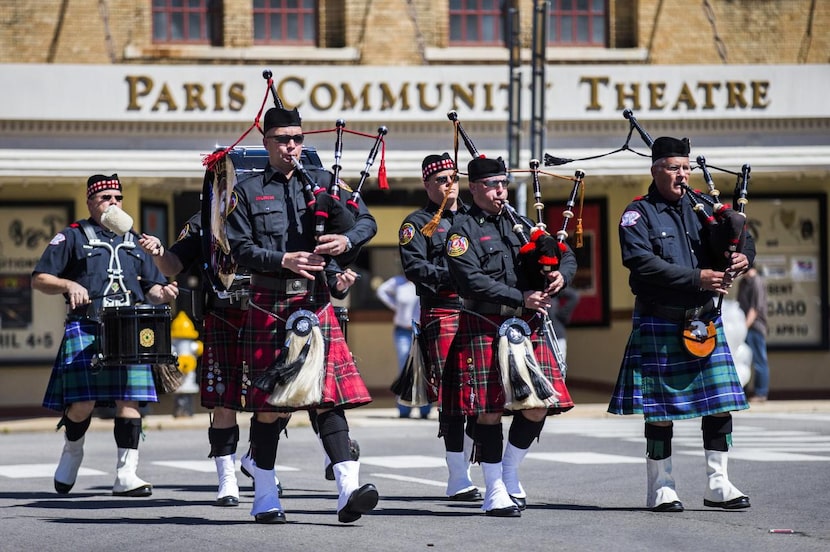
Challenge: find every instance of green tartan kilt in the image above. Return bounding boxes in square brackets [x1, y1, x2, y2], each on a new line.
[42, 318, 158, 411]
[608, 311, 749, 422]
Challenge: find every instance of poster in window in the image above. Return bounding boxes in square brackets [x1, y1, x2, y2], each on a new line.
[544, 198, 610, 326]
[745, 194, 828, 350]
[0, 202, 74, 364]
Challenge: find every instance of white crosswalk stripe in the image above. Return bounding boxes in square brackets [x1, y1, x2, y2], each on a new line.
[0, 464, 107, 479]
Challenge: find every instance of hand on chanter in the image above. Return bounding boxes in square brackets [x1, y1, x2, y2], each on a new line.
[281, 251, 326, 280]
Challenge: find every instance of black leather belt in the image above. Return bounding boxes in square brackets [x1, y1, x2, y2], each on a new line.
[250, 274, 309, 295]
[420, 296, 461, 309]
[462, 299, 524, 317]
[635, 298, 715, 322]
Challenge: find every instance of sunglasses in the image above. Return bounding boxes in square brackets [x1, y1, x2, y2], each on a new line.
[266, 134, 305, 145]
[479, 179, 509, 189]
[98, 194, 124, 201]
[434, 174, 460, 184]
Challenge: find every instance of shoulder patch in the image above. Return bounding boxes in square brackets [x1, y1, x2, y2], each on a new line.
[176, 223, 190, 243]
[227, 191, 238, 216]
[49, 232, 66, 246]
[446, 233, 469, 257]
[399, 222, 416, 246]
[620, 210, 641, 227]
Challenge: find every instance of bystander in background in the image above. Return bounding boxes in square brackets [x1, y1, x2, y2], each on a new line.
[377, 274, 431, 419]
[737, 265, 770, 402]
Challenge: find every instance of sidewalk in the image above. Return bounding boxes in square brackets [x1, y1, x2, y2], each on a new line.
[3, 400, 829, 435]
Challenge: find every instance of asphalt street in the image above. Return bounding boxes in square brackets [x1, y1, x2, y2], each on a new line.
[2, 402, 829, 552]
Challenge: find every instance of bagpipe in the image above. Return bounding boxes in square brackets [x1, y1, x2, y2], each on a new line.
[448, 112, 572, 408]
[199, 70, 390, 297]
[547, 108, 751, 358]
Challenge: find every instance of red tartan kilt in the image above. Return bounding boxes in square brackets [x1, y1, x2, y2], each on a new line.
[242, 285, 372, 412]
[443, 311, 573, 416]
[420, 307, 459, 404]
[200, 307, 247, 410]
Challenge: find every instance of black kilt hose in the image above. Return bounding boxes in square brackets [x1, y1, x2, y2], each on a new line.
[442, 309, 573, 417]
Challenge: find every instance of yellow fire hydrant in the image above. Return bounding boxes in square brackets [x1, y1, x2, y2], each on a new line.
[170, 311, 203, 416]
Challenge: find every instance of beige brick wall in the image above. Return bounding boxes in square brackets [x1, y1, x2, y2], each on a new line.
[0, 0, 827, 65]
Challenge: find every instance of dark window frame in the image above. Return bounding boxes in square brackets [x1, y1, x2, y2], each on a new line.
[252, 0, 318, 46]
[151, 0, 223, 45]
[548, 0, 607, 47]
[449, 0, 506, 46]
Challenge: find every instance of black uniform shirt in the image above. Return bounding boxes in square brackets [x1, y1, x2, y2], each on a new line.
[619, 182, 756, 308]
[398, 199, 469, 301]
[445, 205, 577, 308]
[225, 164, 377, 275]
[33, 219, 164, 316]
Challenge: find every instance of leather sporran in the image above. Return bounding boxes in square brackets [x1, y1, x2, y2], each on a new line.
[152, 362, 185, 394]
[682, 318, 717, 358]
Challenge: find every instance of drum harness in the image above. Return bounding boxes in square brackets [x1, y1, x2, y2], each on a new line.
[78, 219, 133, 309]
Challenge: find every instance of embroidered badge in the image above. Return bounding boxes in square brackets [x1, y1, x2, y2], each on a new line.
[399, 222, 416, 246]
[176, 223, 190, 242]
[620, 210, 641, 227]
[49, 233, 66, 246]
[227, 191, 239, 215]
[447, 234, 469, 257]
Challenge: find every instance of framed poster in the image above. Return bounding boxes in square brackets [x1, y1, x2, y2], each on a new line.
[745, 194, 828, 350]
[0, 202, 74, 364]
[543, 198, 610, 327]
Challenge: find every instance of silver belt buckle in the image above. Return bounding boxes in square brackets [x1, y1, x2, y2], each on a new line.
[285, 278, 308, 295]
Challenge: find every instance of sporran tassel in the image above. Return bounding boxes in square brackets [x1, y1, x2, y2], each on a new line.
[266, 325, 326, 407]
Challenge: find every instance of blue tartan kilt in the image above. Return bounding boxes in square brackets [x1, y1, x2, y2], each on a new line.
[42, 318, 158, 411]
[608, 311, 749, 422]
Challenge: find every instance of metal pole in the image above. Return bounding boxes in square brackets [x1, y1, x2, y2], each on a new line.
[507, 2, 526, 213]
[530, 0, 548, 165]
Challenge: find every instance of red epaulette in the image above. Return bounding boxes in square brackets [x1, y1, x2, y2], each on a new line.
[69, 222, 81, 228]
[632, 195, 645, 201]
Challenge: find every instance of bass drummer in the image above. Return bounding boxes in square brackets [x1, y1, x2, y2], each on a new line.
[32, 173, 179, 498]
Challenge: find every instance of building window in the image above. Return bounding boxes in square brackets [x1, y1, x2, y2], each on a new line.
[253, 0, 317, 45]
[549, 0, 606, 46]
[152, 0, 223, 44]
[449, 0, 505, 46]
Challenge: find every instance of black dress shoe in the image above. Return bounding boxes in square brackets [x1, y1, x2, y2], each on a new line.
[448, 488, 483, 502]
[338, 483, 379, 523]
[704, 495, 750, 509]
[214, 495, 239, 507]
[54, 480, 74, 495]
[485, 505, 521, 517]
[255, 510, 287, 524]
[510, 495, 527, 511]
[652, 500, 684, 512]
[113, 484, 153, 497]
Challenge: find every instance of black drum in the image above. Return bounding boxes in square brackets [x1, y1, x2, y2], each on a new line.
[99, 304, 175, 365]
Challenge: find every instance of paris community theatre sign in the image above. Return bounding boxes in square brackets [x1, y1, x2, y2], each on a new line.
[125, 73, 772, 116]
[1, 64, 826, 122]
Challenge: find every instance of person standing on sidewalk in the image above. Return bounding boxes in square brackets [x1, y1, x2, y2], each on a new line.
[376, 274, 431, 419]
[737, 265, 770, 402]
